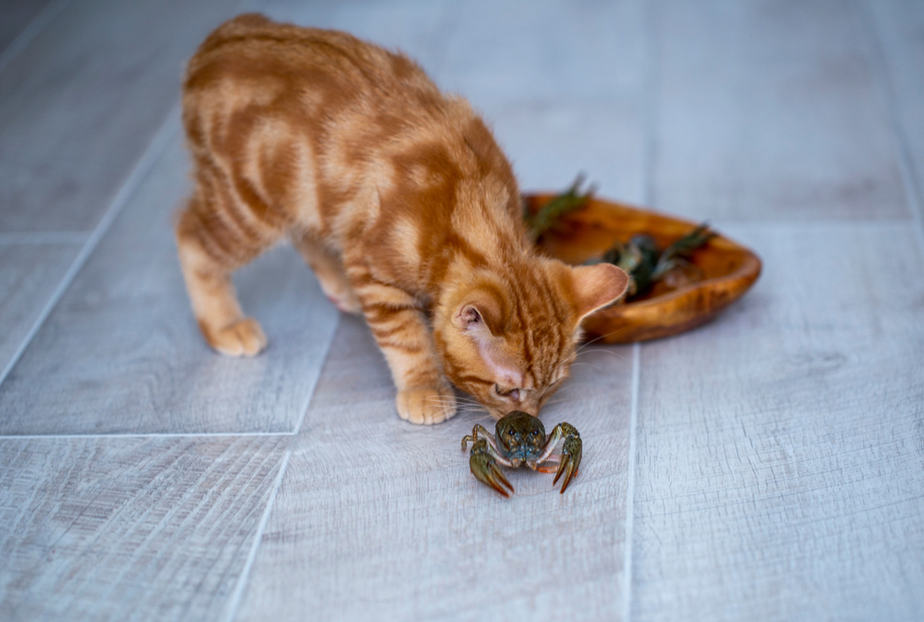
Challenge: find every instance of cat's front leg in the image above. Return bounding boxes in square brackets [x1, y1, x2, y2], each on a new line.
[346, 264, 456, 424]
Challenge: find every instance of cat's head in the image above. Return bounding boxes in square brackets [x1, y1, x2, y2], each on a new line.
[433, 259, 628, 418]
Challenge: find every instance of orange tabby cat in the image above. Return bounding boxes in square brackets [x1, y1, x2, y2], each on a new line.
[176, 14, 628, 424]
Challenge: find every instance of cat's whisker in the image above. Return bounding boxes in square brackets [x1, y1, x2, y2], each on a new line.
[456, 398, 482, 406]
[575, 346, 628, 362]
[434, 395, 483, 408]
[575, 332, 613, 354]
[576, 342, 613, 357]
[423, 396, 462, 406]
[575, 327, 646, 354]
[540, 398, 567, 408]
[577, 331, 618, 355]
[423, 398, 488, 417]
[458, 402, 488, 411]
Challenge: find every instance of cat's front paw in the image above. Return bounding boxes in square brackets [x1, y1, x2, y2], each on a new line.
[396, 384, 457, 425]
[204, 317, 267, 357]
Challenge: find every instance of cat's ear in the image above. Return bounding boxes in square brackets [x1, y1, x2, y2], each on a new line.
[451, 289, 504, 336]
[565, 262, 630, 321]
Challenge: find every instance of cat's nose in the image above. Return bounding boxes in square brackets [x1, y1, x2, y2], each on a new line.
[520, 395, 540, 417]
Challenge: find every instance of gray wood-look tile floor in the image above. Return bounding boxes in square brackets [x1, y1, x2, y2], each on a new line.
[0, 1, 921, 620]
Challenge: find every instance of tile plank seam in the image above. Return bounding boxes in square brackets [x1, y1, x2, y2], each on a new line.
[293, 314, 342, 435]
[0, 0, 71, 74]
[854, 0, 924, 253]
[223, 448, 292, 622]
[622, 3, 661, 622]
[624, 4, 656, 617]
[0, 104, 179, 390]
[623, 341, 641, 622]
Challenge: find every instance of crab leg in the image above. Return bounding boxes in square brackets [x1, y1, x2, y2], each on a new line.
[467, 438, 514, 497]
[461, 424, 496, 452]
[536, 422, 582, 493]
[534, 457, 561, 474]
[552, 434, 581, 493]
[462, 424, 515, 466]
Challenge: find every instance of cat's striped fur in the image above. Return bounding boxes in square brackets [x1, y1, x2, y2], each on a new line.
[176, 14, 628, 424]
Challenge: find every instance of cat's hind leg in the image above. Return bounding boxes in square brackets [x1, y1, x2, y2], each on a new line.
[175, 197, 275, 356]
[290, 232, 361, 314]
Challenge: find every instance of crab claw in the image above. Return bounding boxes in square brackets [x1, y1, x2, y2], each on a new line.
[469, 438, 514, 497]
[551, 426, 582, 494]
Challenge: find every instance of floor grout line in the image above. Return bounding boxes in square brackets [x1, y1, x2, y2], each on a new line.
[0, 0, 71, 74]
[223, 448, 291, 622]
[292, 314, 342, 436]
[0, 431, 293, 441]
[622, 341, 640, 622]
[855, 0, 924, 255]
[0, 104, 179, 390]
[623, 3, 657, 617]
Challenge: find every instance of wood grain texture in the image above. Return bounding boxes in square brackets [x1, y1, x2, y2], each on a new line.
[0, 118, 340, 434]
[0, 435, 287, 621]
[865, 0, 924, 218]
[649, 0, 909, 221]
[0, 241, 80, 378]
[233, 316, 634, 621]
[630, 223, 924, 621]
[0, 0, 242, 232]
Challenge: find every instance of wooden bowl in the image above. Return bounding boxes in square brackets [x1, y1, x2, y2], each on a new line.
[523, 193, 762, 343]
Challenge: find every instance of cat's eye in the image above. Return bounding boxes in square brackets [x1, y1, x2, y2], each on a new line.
[493, 384, 520, 401]
[461, 305, 481, 327]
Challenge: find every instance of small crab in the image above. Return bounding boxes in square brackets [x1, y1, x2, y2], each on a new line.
[461, 410, 582, 497]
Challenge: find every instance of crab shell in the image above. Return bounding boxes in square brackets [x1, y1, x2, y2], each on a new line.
[494, 410, 548, 469]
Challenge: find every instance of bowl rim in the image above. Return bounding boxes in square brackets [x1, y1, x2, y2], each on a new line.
[523, 191, 763, 340]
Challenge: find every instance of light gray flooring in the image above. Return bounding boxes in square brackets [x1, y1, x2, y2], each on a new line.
[0, 1, 922, 620]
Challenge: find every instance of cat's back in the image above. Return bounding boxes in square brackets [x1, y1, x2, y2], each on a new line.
[180, 13, 521, 274]
[183, 14, 440, 118]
